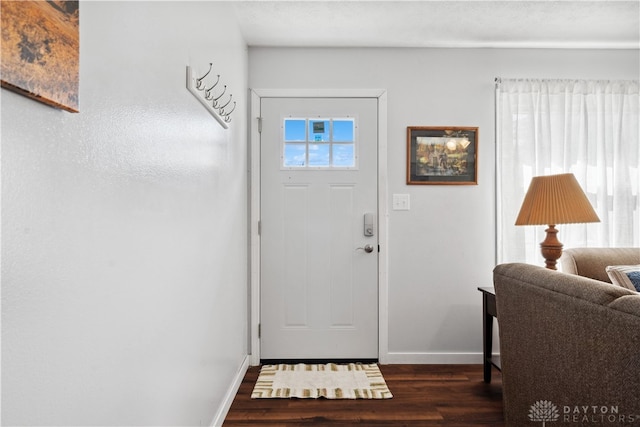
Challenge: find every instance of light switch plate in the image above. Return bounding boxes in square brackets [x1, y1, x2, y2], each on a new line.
[392, 194, 410, 210]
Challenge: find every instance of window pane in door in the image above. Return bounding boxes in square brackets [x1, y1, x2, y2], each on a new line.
[333, 119, 354, 142]
[284, 143, 306, 167]
[309, 144, 330, 166]
[309, 120, 330, 142]
[333, 144, 355, 167]
[284, 119, 306, 142]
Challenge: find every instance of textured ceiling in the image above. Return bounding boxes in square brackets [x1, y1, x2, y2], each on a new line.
[232, 1, 640, 48]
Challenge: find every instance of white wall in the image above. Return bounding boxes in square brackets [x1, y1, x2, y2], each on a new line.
[2, 2, 248, 426]
[248, 47, 639, 362]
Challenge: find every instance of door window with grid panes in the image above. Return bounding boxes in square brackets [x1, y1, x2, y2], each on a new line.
[282, 117, 357, 169]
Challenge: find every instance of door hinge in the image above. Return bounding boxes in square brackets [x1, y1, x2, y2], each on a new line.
[257, 117, 263, 133]
[258, 323, 261, 339]
[258, 220, 261, 235]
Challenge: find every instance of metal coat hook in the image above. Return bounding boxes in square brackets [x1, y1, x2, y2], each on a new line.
[212, 85, 227, 107]
[186, 63, 235, 129]
[218, 94, 233, 111]
[221, 102, 236, 123]
[203, 75, 220, 100]
[195, 63, 213, 90]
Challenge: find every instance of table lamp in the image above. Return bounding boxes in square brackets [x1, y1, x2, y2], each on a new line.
[515, 173, 600, 270]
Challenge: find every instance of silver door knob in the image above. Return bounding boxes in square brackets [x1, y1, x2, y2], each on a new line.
[356, 244, 374, 253]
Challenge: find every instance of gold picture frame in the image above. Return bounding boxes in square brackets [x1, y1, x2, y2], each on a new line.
[1, 1, 79, 112]
[407, 126, 478, 185]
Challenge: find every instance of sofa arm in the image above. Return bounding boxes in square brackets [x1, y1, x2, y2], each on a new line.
[560, 247, 640, 283]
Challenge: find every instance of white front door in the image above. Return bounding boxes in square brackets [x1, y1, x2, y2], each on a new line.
[260, 97, 379, 360]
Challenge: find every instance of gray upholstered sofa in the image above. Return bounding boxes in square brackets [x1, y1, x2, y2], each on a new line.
[493, 250, 640, 427]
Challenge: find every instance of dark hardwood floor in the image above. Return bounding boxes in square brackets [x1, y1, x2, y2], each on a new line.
[223, 364, 504, 426]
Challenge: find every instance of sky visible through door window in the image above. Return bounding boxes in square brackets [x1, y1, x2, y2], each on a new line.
[283, 117, 356, 168]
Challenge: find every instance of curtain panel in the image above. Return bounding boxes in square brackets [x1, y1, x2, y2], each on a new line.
[496, 79, 639, 266]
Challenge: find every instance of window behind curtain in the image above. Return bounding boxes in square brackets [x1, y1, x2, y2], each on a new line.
[495, 79, 639, 266]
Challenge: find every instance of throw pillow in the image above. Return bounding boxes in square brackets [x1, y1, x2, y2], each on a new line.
[606, 265, 640, 292]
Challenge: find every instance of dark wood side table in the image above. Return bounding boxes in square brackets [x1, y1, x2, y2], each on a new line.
[478, 286, 501, 383]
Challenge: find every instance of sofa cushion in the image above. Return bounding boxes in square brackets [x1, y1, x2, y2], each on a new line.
[606, 265, 640, 292]
[608, 294, 640, 316]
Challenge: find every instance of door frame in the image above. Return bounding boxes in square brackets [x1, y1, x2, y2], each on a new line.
[249, 89, 389, 366]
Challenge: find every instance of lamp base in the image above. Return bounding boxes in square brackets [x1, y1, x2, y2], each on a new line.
[540, 225, 563, 270]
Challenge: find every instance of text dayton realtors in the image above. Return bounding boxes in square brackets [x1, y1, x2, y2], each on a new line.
[562, 405, 638, 424]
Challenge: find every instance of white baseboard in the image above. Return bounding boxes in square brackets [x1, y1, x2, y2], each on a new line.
[210, 355, 250, 427]
[384, 352, 488, 364]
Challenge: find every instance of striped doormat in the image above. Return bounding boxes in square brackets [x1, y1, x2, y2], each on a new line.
[251, 363, 393, 399]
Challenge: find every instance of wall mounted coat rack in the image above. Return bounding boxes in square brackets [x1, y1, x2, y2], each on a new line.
[186, 63, 236, 129]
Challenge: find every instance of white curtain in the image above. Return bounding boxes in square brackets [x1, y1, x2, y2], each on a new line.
[496, 79, 640, 266]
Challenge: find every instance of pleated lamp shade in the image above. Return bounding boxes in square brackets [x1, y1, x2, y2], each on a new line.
[515, 173, 600, 226]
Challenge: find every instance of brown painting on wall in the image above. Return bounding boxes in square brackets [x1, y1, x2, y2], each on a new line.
[407, 126, 478, 185]
[1, 1, 79, 113]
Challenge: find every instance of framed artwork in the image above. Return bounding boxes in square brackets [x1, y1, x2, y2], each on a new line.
[0, 1, 79, 112]
[407, 126, 478, 185]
